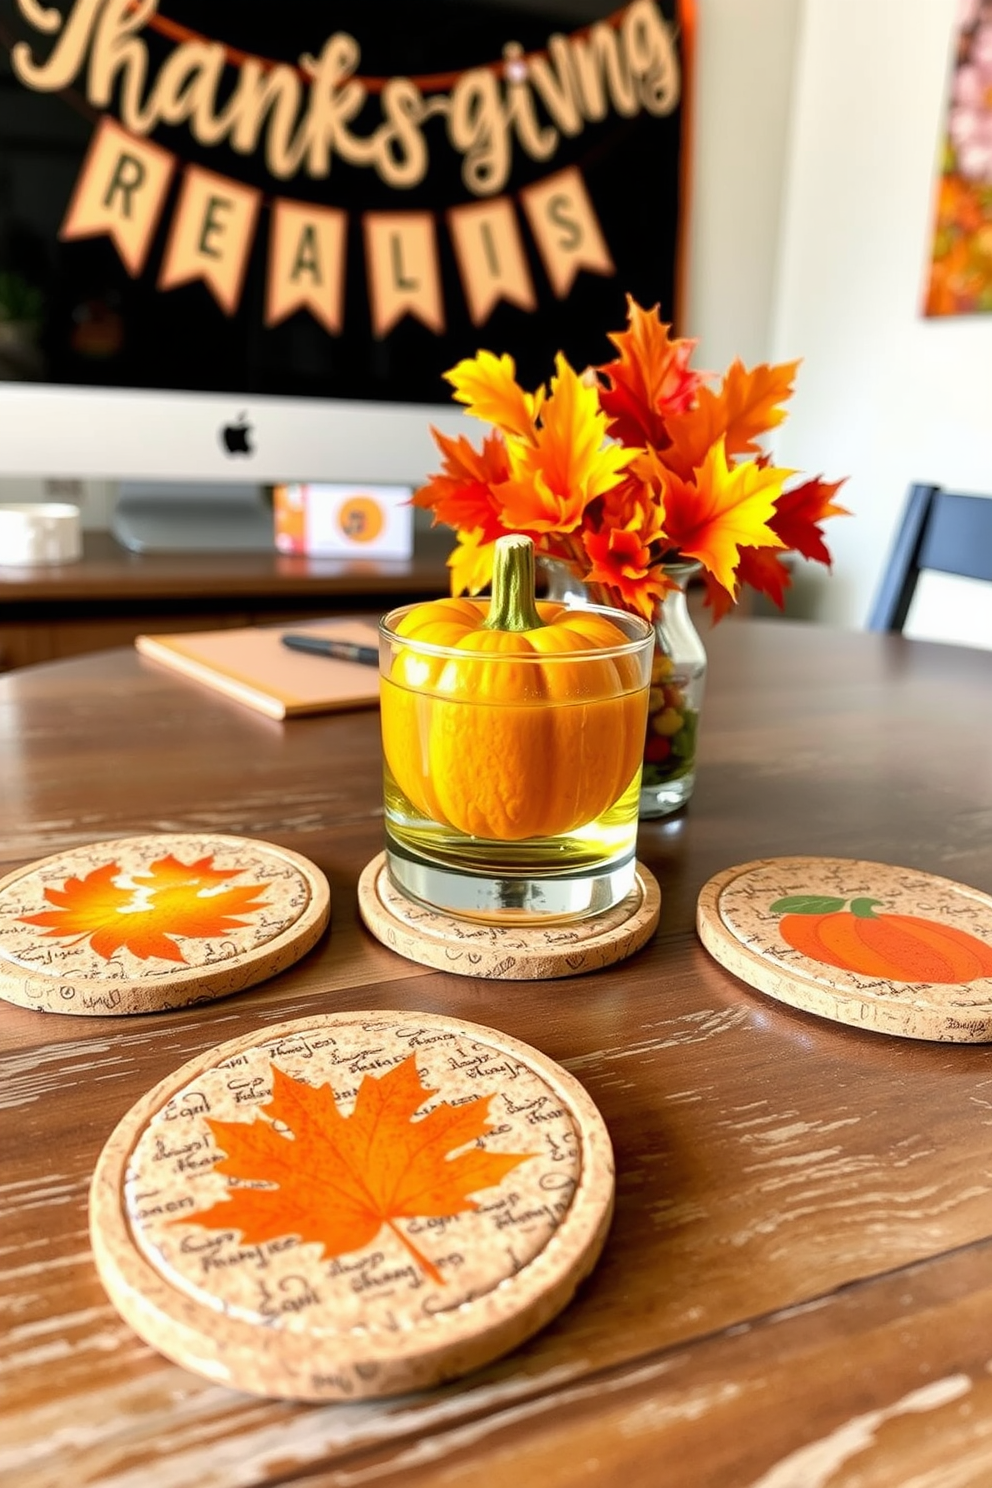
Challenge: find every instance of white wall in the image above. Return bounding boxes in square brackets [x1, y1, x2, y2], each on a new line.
[681, 0, 801, 368]
[687, 0, 992, 643]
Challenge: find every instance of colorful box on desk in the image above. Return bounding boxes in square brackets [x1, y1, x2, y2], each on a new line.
[273, 482, 414, 559]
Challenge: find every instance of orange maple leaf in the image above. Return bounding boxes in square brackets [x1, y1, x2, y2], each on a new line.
[178, 1057, 536, 1285]
[19, 854, 271, 962]
[596, 295, 704, 448]
[705, 546, 794, 619]
[582, 523, 670, 620]
[665, 359, 800, 477]
[661, 440, 789, 597]
[412, 427, 511, 543]
[497, 355, 634, 534]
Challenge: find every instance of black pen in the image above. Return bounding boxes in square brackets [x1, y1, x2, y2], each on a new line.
[281, 633, 379, 666]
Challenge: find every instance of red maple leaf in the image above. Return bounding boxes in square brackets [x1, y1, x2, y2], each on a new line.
[769, 477, 850, 565]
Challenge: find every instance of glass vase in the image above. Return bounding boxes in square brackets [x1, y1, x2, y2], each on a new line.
[539, 555, 707, 818]
[640, 561, 707, 818]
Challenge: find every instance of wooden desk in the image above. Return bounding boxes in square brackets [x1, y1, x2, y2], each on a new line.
[0, 529, 454, 669]
[2, 621, 991, 1487]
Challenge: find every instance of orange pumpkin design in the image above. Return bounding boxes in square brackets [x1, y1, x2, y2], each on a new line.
[770, 895, 992, 984]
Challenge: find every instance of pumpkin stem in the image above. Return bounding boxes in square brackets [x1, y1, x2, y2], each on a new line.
[850, 897, 884, 919]
[484, 534, 545, 633]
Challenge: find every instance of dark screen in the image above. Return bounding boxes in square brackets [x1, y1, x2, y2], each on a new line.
[0, 1, 688, 407]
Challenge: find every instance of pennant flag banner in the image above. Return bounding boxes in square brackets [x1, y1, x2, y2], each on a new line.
[447, 198, 537, 327]
[4, 0, 690, 401]
[157, 165, 261, 314]
[267, 202, 348, 333]
[60, 117, 175, 278]
[62, 122, 619, 336]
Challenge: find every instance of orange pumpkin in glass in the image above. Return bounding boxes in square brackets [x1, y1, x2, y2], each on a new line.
[379, 535, 653, 921]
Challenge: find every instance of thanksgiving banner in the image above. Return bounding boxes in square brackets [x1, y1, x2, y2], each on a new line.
[9, 0, 683, 337]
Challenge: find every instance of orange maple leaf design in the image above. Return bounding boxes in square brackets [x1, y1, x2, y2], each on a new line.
[178, 1058, 536, 1285]
[19, 853, 271, 963]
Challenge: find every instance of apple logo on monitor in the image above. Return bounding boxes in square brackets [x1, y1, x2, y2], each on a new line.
[221, 413, 254, 456]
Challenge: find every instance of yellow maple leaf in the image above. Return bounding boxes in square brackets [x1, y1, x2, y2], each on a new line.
[447, 528, 498, 595]
[445, 350, 543, 441]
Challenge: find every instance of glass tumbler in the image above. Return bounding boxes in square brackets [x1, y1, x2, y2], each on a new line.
[378, 602, 654, 923]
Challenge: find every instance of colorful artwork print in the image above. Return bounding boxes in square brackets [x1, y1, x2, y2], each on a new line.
[925, 0, 992, 316]
[18, 852, 271, 963]
[177, 1056, 537, 1285]
[771, 893, 992, 984]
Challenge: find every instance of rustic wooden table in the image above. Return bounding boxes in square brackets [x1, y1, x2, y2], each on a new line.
[2, 620, 991, 1487]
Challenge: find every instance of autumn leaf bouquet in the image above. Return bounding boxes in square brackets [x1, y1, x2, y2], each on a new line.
[413, 295, 848, 813]
[414, 294, 847, 623]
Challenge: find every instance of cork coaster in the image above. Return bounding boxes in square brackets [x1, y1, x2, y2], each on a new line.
[0, 833, 330, 1015]
[357, 853, 660, 979]
[697, 857, 992, 1042]
[89, 1009, 615, 1401]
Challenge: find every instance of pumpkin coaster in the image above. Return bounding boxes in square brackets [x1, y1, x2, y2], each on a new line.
[89, 1009, 615, 1401]
[697, 857, 992, 1042]
[357, 853, 660, 979]
[0, 833, 330, 1016]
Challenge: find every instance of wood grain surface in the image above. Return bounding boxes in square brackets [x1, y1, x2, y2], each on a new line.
[2, 619, 992, 1486]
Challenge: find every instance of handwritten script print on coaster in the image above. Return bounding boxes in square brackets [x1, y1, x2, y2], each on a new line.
[89, 1011, 615, 1400]
[358, 852, 660, 979]
[0, 833, 330, 1015]
[697, 857, 992, 1043]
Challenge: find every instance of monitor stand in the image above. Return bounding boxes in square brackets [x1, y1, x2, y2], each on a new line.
[111, 481, 275, 553]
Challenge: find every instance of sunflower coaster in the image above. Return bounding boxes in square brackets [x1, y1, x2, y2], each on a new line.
[697, 857, 992, 1043]
[357, 852, 660, 979]
[0, 833, 330, 1016]
[89, 1010, 615, 1401]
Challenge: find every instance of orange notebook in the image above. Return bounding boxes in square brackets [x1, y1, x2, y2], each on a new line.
[135, 618, 381, 720]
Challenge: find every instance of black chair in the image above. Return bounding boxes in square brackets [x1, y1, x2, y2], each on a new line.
[867, 483, 992, 632]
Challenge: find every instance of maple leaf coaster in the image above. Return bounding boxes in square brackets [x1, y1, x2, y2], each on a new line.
[89, 1010, 615, 1400]
[0, 834, 330, 1014]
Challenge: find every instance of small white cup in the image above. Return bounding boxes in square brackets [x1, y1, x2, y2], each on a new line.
[0, 503, 82, 566]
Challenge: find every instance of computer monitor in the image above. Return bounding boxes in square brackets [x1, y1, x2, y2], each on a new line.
[0, 0, 689, 502]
